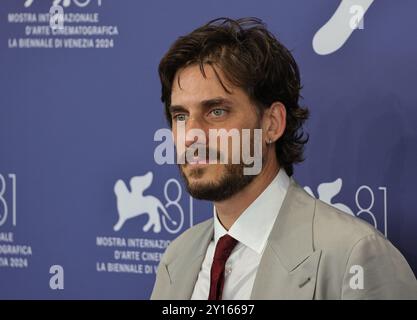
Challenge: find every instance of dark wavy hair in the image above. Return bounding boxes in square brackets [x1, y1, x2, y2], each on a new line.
[158, 17, 309, 176]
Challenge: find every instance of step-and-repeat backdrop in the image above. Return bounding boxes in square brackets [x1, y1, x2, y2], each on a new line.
[1, 0, 416, 299]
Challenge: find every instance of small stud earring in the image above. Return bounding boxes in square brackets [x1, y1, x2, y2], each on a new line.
[268, 138, 272, 144]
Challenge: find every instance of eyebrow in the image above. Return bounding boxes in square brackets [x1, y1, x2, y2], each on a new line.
[168, 97, 233, 114]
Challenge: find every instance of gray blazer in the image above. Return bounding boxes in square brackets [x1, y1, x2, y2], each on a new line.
[151, 178, 417, 299]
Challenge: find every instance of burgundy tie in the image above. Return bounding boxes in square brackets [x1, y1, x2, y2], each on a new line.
[208, 234, 238, 300]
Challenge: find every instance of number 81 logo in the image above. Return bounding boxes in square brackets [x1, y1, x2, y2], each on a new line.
[0, 174, 17, 227]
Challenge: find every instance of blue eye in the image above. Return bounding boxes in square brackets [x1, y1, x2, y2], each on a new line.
[211, 109, 226, 117]
[174, 114, 187, 122]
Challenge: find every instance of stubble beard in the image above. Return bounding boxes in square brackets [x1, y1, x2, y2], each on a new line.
[178, 162, 256, 202]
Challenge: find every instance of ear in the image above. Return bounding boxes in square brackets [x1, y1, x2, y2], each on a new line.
[262, 102, 286, 144]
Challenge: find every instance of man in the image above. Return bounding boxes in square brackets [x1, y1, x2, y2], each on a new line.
[151, 17, 417, 299]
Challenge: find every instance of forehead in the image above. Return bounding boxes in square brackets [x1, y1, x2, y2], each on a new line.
[171, 64, 249, 106]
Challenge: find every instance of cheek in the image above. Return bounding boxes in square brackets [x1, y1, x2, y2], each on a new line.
[172, 125, 183, 145]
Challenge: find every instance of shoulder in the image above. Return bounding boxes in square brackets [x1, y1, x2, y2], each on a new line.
[290, 181, 393, 262]
[313, 196, 384, 248]
[288, 180, 384, 249]
[296, 186, 417, 297]
[161, 218, 213, 264]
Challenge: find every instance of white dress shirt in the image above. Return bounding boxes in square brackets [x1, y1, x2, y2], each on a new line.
[191, 169, 290, 300]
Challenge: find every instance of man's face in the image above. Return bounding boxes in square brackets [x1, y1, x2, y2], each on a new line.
[169, 64, 264, 201]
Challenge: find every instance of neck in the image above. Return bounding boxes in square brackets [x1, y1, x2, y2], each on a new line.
[214, 156, 280, 230]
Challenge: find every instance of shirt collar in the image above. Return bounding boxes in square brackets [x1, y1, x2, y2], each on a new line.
[213, 169, 290, 255]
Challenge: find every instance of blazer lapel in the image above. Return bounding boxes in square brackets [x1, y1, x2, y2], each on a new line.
[251, 179, 322, 299]
[165, 220, 214, 299]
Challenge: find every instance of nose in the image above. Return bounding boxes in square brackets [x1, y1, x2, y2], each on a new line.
[184, 117, 207, 148]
